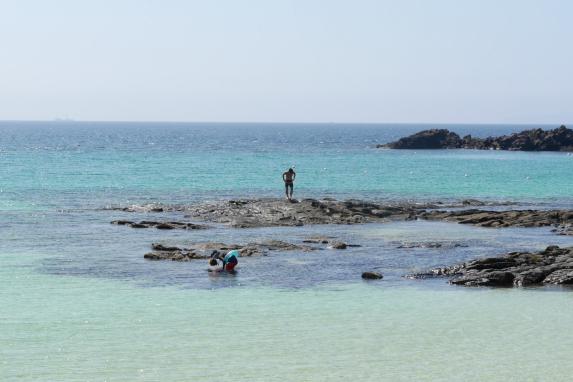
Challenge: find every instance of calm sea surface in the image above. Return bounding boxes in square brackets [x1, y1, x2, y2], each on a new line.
[1, 122, 573, 381]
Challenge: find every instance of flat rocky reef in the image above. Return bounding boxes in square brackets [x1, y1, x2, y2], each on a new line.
[420, 208, 573, 234]
[408, 245, 573, 287]
[143, 237, 356, 261]
[107, 197, 573, 286]
[109, 197, 572, 234]
[378, 125, 573, 151]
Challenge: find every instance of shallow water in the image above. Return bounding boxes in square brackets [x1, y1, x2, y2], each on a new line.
[3, 263, 573, 381]
[1, 122, 573, 381]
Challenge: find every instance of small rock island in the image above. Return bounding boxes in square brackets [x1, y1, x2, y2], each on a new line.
[379, 125, 573, 151]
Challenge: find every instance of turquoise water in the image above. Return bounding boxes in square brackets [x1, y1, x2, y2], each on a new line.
[2, 122, 573, 381]
[3, 260, 573, 381]
[1, 122, 572, 211]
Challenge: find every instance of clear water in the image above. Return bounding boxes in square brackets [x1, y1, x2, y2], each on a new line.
[1, 122, 573, 381]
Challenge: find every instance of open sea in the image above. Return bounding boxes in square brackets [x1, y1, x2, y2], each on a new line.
[2, 122, 573, 381]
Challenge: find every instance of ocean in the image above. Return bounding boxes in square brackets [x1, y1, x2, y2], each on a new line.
[1, 122, 573, 381]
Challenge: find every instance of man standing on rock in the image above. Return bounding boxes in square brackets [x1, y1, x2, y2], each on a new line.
[282, 168, 296, 201]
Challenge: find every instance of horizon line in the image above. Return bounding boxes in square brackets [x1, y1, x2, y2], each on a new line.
[0, 119, 568, 126]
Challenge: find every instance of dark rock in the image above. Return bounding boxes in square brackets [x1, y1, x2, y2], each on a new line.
[451, 271, 515, 287]
[380, 125, 573, 151]
[155, 223, 175, 230]
[396, 241, 468, 249]
[144, 240, 317, 261]
[421, 209, 573, 232]
[328, 242, 347, 250]
[151, 243, 185, 251]
[410, 246, 573, 288]
[110, 220, 209, 230]
[144, 251, 207, 261]
[379, 129, 463, 149]
[362, 271, 383, 280]
[111, 198, 572, 236]
[110, 220, 134, 225]
[543, 269, 573, 285]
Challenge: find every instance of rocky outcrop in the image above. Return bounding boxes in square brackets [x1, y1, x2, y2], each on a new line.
[111, 220, 208, 230]
[407, 246, 573, 287]
[380, 129, 463, 149]
[144, 240, 318, 261]
[379, 125, 573, 151]
[182, 198, 424, 228]
[109, 199, 573, 236]
[419, 209, 573, 232]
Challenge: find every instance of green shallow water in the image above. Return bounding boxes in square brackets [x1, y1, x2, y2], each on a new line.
[2, 254, 573, 382]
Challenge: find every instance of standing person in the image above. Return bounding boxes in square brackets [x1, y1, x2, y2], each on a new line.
[282, 168, 296, 200]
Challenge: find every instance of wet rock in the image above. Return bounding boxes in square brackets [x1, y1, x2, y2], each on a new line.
[144, 240, 317, 261]
[328, 241, 348, 250]
[451, 271, 515, 287]
[144, 251, 207, 261]
[396, 241, 468, 249]
[553, 224, 573, 236]
[543, 269, 573, 284]
[303, 236, 334, 244]
[110, 220, 209, 230]
[151, 243, 185, 251]
[362, 271, 383, 280]
[110, 220, 134, 225]
[408, 246, 573, 288]
[105, 204, 185, 213]
[420, 209, 573, 231]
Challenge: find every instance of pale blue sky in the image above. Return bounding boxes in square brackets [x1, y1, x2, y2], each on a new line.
[0, 0, 571, 123]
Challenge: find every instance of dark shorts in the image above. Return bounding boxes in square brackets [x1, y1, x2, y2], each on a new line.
[285, 182, 294, 191]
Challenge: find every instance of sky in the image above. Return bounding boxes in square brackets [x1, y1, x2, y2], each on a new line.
[0, 0, 571, 124]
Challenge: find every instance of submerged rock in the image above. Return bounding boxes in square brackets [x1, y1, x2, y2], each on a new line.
[379, 125, 573, 151]
[362, 271, 383, 280]
[328, 241, 348, 250]
[395, 241, 468, 249]
[111, 220, 209, 230]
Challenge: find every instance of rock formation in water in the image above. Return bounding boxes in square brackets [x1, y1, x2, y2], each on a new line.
[362, 271, 383, 280]
[408, 246, 573, 287]
[110, 198, 573, 235]
[111, 220, 208, 230]
[143, 239, 358, 261]
[419, 208, 573, 233]
[379, 125, 573, 151]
